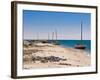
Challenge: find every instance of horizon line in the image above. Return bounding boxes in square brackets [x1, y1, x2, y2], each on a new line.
[23, 39, 91, 40]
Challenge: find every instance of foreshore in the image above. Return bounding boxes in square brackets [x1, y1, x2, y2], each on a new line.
[23, 42, 91, 69]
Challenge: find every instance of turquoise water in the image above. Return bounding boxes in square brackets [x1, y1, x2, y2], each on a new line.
[25, 40, 91, 53]
[51, 40, 91, 52]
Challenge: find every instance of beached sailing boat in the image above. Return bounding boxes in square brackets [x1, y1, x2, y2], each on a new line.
[51, 30, 59, 45]
[55, 29, 59, 45]
[75, 21, 86, 49]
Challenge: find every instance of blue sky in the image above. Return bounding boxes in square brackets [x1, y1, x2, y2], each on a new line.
[23, 10, 91, 40]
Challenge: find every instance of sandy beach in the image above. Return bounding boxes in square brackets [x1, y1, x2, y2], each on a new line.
[23, 42, 91, 69]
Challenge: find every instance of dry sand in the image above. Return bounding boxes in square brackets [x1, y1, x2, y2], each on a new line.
[23, 43, 91, 69]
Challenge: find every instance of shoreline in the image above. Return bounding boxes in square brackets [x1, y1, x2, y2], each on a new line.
[23, 42, 91, 69]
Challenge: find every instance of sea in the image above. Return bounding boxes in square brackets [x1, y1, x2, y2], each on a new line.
[51, 40, 91, 53]
[24, 39, 91, 53]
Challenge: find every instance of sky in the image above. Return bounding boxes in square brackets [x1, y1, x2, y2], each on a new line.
[23, 10, 91, 40]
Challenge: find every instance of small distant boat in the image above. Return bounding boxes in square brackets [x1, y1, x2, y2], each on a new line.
[75, 21, 86, 49]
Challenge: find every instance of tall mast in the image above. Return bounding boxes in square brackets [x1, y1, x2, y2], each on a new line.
[55, 29, 57, 41]
[81, 21, 83, 44]
[52, 32, 54, 41]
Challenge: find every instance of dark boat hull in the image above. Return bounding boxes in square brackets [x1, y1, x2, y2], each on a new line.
[75, 44, 86, 49]
[75, 46, 86, 49]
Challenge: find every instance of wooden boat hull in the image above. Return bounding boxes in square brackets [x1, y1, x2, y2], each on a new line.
[75, 46, 86, 49]
[75, 44, 86, 49]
